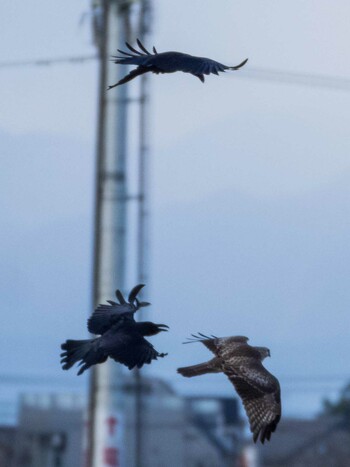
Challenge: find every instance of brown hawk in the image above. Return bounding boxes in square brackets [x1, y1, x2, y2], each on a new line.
[177, 334, 281, 443]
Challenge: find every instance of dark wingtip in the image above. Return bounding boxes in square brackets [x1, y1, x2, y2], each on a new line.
[107, 83, 119, 91]
[198, 332, 212, 339]
[229, 58, 248, 70]
[183, 333, 214, 344]
[136, 38, 151, 55]
[128, 284, 145, 303]
[116, 289, 127, 304]
[125, 41, 135, 52]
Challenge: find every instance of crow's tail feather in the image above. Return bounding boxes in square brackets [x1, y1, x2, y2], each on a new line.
[60, 339, 103, 375]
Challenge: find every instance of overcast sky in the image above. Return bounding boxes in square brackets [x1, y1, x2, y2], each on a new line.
[1, 0, 350, 419]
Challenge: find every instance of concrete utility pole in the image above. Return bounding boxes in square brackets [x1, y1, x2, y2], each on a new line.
[89, 1, 152, 466]
[89, 1, 130, 466]
[134, 1, 152, 467]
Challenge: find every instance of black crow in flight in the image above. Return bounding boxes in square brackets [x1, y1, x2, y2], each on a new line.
[108, 39, 248, 89]
[178, 334, 281, 444]
[60, 284, 168, 375]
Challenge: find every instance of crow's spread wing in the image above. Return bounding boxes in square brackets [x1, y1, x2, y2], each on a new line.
[88, 284, 148, 334]
[101, 329, 162, 370]
[172, 55, 248, 75]
[87, 303, 135, 335]
[174, 55, 228, 75]
[224, 361, 281, 443]
[110, 338, 159, 370]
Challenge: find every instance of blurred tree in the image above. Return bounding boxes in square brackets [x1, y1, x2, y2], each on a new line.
[323, 382, 350, 430]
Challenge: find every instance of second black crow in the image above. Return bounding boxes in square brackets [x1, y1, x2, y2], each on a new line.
[108, 39, 248, 89]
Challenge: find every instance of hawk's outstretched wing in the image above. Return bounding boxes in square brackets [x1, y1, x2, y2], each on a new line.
[185, 333, 249, 355]
[224, 361, 281, 443]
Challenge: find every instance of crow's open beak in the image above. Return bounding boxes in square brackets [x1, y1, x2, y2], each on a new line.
[158, 324, 169, 332]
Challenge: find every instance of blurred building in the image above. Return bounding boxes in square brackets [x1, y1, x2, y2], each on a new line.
[257, 416, 350, 467]
[13, 393, 85, 467]
[8, 376, 244, 467]
[0, 426, 16, 466]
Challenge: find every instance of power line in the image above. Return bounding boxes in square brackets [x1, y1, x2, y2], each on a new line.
[235, 66, 350, 92]
[0, 55, 97, 68]
[0, 374, 85, 385]
[0, 373, 347, 385]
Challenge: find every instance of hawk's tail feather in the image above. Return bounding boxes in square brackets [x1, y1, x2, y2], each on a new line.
[177, 358, 220, 378]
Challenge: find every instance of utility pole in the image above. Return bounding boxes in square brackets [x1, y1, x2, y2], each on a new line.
[134, 2, 152, 467]
[89, 1, 152, 466]
[89, 1, 131, 466]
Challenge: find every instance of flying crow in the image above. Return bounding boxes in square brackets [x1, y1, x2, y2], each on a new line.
[87, 283, 150, 335]
[177, 334, 281, 444]
[60, 285, 168, 375]
[108, 39, 248, 89]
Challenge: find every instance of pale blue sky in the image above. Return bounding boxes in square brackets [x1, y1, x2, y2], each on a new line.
[1, 0, 350, 418]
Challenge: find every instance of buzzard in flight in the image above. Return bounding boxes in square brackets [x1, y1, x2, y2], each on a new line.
[60, 284, 168, 375]
[108, 39, 248, 89]
[177, 334, 281, 443]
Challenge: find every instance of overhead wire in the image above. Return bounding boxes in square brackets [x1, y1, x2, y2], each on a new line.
[235, 66, 350, 92]
[0, 55, 97, 69]
[0, 372, 347, 386]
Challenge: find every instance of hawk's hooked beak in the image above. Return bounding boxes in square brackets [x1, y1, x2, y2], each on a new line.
[157, 324, 169, 332]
